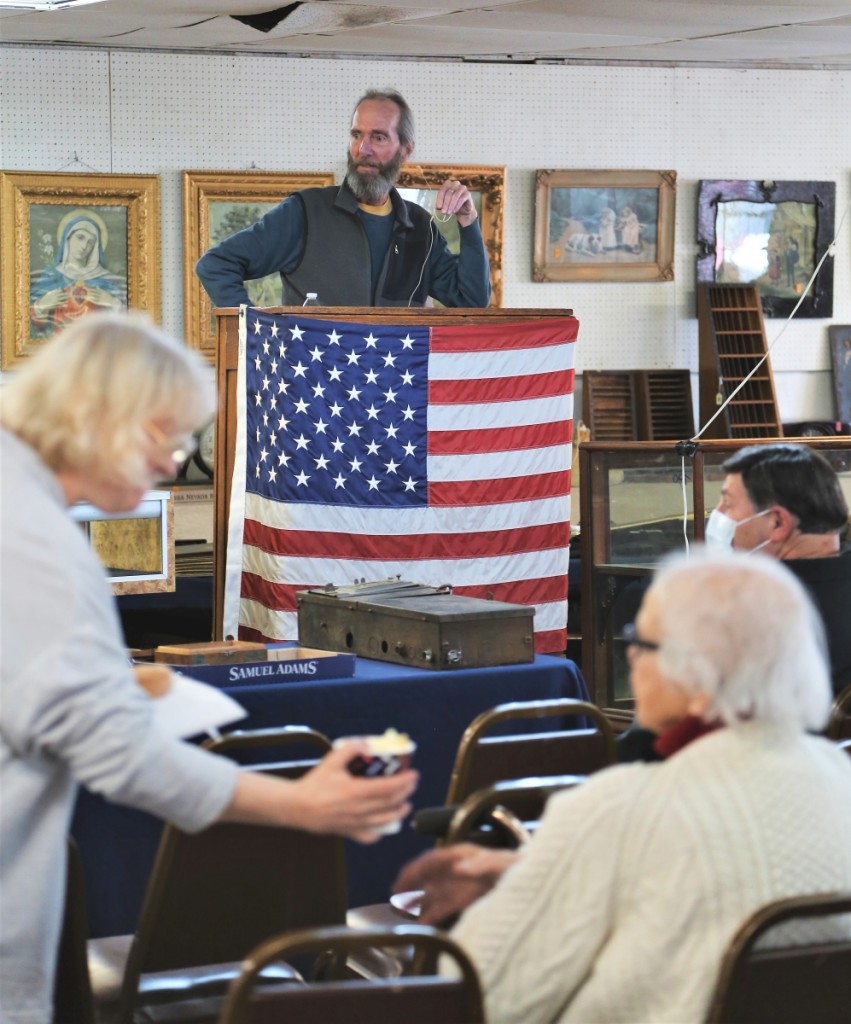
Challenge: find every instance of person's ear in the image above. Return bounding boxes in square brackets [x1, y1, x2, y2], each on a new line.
[769, 504, 797, 541]
[686, 692, 712, 718]
[401, 141, 414, 163]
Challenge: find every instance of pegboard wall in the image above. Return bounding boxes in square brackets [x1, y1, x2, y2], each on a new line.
[2, 47, 849, 424]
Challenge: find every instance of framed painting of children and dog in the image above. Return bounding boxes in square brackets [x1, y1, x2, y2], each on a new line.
[533, 169, 676, 283]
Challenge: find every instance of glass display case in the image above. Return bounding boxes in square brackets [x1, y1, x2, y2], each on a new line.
[70, 489, 174, 595]
[579, 439, 851, 709]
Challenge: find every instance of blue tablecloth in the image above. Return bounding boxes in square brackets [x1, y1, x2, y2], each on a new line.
[72, 653, 589, 937]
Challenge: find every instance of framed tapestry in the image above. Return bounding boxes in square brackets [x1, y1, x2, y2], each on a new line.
[0, 171, 159, 369]
[534, 169, 676, 283]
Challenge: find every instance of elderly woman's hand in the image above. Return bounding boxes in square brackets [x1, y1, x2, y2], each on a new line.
[394, 844, 519, 926]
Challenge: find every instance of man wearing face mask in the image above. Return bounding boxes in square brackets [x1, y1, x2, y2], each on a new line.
[706, 443, 850, 695]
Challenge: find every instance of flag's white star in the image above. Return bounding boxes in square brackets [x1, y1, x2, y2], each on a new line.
[349, 456, 362, 473]
[347, 385, 362, 402]
[346, 350, 361, 366]
[294, 398, 310, 415]
[403, 476, 417, 492]
[290, 324, 305, 340]
[312, 382, 326, 398]
[331, 438, 345, 453]
[278, 342, 286, 358]
[278, 378, 289, 394]
[364, 333, 379, 348]
[402, 405, 415, 421]
[385, 423, 399, 439]
[347, 422, 363, 437]
[366, 476, 381, 491]
[309, 346, 323, 362]
[262, 339, 270, 355]
[269, 396, 278, 410]
[327, 330, 341, 346]
[384, 458, 399, 474]
[328, 367, 343, 382]
[254, 355, 262, 370]
[277, 451, 290, 467]
[383, 387, 397, 403]
[314, 417, 328, 434]
[383, 351, 397, 368]
[333, 473, 346, 489]
[329, 401, 343, 417]
[277, 414, 290, 431]
[294, 434, 310, 450]
[262, 412, 269, 426]
[365, 440, 381, 456]
[259, 447, 269, 463]
[314, 454, 330, 470]
[292, 361, 308, 378]
[254, 393, 262, 406]
[268, 467, 277, 482]
[364, 368, 379, 385]
[255, 464, 261, 477]
[365, 404, 380, 420]
[269, 358, 278, 374]
[253, 319, 262, 335]
[269, 431, 277, 447]
[295, 470, 310, 486]
[400, 369, 414, 386]
[403, 441, 416, 457]
[400, 334, 416, 350]
[261, 375, 270, 391]
[270, 322, 279, 339]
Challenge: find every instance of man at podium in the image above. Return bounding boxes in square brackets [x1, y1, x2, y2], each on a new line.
[196, 89, 491, 309]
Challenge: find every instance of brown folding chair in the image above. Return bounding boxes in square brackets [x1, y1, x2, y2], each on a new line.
[445, 698, 615, 808]
[88, 726, 346, 1024]
[705, 891, 851, 1023]
[219, 924, 485, 1024]
[53, 837, 96, 1024]
[825, 682, 851, 740]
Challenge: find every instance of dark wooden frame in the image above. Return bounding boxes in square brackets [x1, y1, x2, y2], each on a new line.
[697, 178, 836, 318]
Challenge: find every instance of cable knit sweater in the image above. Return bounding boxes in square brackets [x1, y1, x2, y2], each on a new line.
[450, 723, 851, 1024]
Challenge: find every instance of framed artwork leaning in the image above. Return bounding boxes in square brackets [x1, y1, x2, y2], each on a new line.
[396, 163, 505, 306]
[182, 170, 334, 362]
[697, 179, 836, 318]
[533, 169, 676, 283]
[0, 171, 160, 369]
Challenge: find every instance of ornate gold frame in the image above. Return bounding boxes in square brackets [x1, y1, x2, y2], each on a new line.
[533, 169, 676, 283]
[182, 171, 334, 362]
[396, 163, 505, 307]
[0, 171, 159, 370]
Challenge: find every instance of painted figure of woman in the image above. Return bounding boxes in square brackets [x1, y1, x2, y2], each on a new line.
[617, 206, 642, 253]
[598, 207, 618, 250]
[30, 210, 127, 339]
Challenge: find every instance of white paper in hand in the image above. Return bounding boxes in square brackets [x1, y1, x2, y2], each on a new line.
[152, 673, 247, 739]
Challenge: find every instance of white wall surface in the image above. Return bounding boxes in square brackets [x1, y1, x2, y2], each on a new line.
[1, 47, 849, 427]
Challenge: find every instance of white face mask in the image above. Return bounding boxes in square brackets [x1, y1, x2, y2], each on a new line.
[705, 507, 771, 553]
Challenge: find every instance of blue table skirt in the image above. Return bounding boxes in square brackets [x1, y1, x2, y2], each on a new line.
[72, 654, 589, 937]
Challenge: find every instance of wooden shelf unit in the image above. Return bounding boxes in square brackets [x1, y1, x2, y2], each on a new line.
[697, 283, 782, 438]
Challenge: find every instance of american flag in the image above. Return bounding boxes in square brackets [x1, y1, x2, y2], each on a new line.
[224, 308, 578, 653]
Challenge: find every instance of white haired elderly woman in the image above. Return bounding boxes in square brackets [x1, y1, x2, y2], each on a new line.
[0, 313, 416, 1023]
[397, 548, 851, 1024]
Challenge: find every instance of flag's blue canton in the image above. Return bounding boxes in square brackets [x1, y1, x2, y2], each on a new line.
[245, 311, 430, 507]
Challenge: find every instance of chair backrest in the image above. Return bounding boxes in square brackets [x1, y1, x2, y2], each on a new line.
[445, 774, 586, 846]
[117, 726, 347, 1021]
[825, 683, 851, 740]
[219, 924, 485, 1024]
[445, 698, 616, 806]
[705, 891, 851, 1023]
[53, 837, 96, 1024]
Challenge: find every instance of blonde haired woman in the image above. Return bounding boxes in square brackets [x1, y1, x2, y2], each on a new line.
[0, 313, 416, 1023]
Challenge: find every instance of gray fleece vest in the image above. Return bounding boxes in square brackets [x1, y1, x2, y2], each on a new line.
[281, 184, 433, 307]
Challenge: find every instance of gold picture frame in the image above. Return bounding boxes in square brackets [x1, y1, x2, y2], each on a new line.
[0, 171, 160, 369]
[396, 163, 505, 307]
[533, 169, 676, 283]
[182, 170, 334, 362]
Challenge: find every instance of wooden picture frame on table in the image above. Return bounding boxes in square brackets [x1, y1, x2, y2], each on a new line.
[533, 169, 676, 283]
[182, 171, 334, 363]
[396, 163, 505, 307]
[0, 171, 159, 369]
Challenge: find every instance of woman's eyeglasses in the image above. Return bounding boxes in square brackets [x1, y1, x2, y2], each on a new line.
[143, 421, 198, 465]
[621, 622, 660, 653]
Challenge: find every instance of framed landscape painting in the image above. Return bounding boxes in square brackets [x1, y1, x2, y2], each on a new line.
[0, 171, 159, 369]
[182, 170, 334, 361]
[396, 163, 505, 306]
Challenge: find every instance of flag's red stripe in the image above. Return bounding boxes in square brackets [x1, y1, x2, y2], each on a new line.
[430, 319, 579, 352]
[452, 576, 568, 605]
[238, 623, 278, 643]
[430, 368, 573, 405]
[241, 573, 569, 614]
[429, 419, 573, 455]
[534, 627, 567, 654]
[245, 518, 569, 560]
[429, 469, 571, 506]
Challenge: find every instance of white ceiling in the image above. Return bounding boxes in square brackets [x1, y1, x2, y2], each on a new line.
[2, 0, 851, 68]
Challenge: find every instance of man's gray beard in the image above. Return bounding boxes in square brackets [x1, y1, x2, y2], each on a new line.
[345, 150, 403, 205]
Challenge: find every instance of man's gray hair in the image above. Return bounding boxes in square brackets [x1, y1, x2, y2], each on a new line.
[353, 89, 416, 147]
[650, 548, 832, 731]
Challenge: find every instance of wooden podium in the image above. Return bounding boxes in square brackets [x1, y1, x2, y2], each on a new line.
[212, 306, 574, 639]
